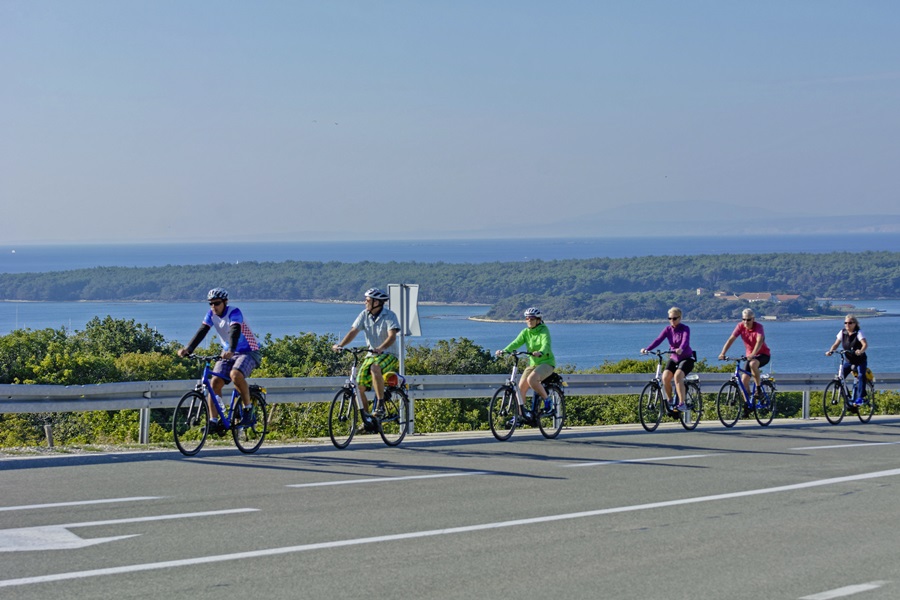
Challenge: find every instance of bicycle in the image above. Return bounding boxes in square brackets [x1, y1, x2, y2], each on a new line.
[822, 349, 876, 425]
[328, 347, 411, 448]
[716, 356, 777, 427]
[488, 350, 566, 441]
[172, 355, 268, 456]
[638, 350, 702, 432]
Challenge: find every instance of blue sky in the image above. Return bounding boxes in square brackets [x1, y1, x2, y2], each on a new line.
[3, 1, 899, 243]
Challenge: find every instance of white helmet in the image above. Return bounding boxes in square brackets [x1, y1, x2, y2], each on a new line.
[207, 288, 228, 302]
[365, 287, 389, 301]
[524, 307, 542, 318]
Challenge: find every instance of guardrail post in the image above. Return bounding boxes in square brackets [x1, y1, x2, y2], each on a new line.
[44, 424, 54, 448]
[802, 390, 810, 420]
[139, 408, 150, 444]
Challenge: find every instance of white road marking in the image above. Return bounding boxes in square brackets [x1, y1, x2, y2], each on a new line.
[4, 468, 900, 588]
[287, 471, 489, 488]
[0, 497, 162, 512]
[793, 441, 900, 450]
[799, 580, 890, 599]
[0, 509, 258, 552]
[563, 453, 717, 468]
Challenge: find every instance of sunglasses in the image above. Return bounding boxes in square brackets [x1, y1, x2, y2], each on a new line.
[742, 318, 754, 322]
[844, 321, 856, 325]
[668, 317, 680, 321]
[209, 300, 223, 306]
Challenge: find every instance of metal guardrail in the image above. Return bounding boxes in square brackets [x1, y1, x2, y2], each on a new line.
[2, 373, 898, 443]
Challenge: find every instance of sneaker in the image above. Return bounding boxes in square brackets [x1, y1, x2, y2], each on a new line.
[240, 405, 256, 427]
[361, 412, 378, 433]
[853, 397, 865, 406]
[674, 403, 688, 412]
[373, 400, 385, 418]
[203, 420, 226, 437]
[542, 398, 553, 413]
[522, 411, 534, 424]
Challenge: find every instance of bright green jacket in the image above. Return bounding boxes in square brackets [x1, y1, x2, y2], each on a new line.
[503, 323, 555, 367]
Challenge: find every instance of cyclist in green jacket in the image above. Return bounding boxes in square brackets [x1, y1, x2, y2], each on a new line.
[495, 307, 556, 420]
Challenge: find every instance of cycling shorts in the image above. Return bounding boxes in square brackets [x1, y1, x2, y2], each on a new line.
[747, 354, 770, 369]
[665, 357, 695, 375]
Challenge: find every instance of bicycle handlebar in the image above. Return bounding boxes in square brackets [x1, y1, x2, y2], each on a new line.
[719, 355, 750, 362]
[186, 354, 222, 362]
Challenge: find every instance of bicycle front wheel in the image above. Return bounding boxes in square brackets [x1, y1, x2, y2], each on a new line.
[329, 388, 358, 449]
[680, 382, 702, 431]
[232, 389, 268, 454]
[857, 380, 875, 423]
[489, 386, 518, 441]
[537, 384, 566, 439]
[822, 381, 845, 425]
[754, 380, 776, 426]
[638, 382, 664, 432]
[716, 381, 742, 428]
[379, 387, 410, 447]
[173, 391, 209, 456]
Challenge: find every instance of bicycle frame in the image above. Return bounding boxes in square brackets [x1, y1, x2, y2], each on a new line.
[197, 359, 241, 429]
[832, 349, 861, 399]
[728, 358, 769, 406]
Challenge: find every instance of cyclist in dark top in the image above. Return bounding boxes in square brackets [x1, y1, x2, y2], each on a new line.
[641, 306, 695, 412]
[178, 288, 261, 430]
[826, 314, 869, 405]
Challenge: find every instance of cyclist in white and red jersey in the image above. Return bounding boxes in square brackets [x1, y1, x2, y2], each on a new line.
[178, 288, 261, 430]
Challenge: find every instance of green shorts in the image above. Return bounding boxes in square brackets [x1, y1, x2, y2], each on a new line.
[357, 353, 400, 391]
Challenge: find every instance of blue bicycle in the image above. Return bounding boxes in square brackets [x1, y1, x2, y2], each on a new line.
[716, 355, 777, 427]
[173, 355, 268, 456]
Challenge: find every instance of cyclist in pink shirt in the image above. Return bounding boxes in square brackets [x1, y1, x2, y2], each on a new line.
[718, 308, 771, 400]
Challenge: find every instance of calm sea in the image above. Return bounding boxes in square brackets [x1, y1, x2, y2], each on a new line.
[2, 236, 898, 373]
[3, 233, 900, 272]
[3, 299, 898, 374]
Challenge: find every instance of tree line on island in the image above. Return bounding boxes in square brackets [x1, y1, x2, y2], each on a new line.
[1, 251, 897, 321]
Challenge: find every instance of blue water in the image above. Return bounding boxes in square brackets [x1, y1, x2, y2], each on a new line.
[3, 236, 899, 373]
[3, 233, 900, 273]
[3, 299, 898, 373]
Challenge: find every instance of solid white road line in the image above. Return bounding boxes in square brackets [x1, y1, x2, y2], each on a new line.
[0, 497, 162, 512]
[286, 471, 490, 488]
[799, 580, 890, 599]
[4, 467, 900, 588]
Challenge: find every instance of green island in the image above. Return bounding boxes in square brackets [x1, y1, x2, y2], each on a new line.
[1, 251, 898, 321]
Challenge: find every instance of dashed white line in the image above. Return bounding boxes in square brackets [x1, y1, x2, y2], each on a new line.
[800, 580, 890, 599]
[0, 497, 162, 512]
[287, 471, 489, 488]
[563, 453, 717, 468]
[5, 467, 900, 589]
[793, 441, 900, 451]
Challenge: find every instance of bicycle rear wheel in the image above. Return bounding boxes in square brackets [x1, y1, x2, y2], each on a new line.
[754, 380, 776, 426]
[537, 384, 565, 439]
[716, 381, 742, 428]
[328, 388, 358, 449]
[378, 387, 410, 447]
[638, 382, 664, 432]
[232, 388, 268, 454]
[489, 386, 518, 441]
[856, 380, 875, 423]
[680, 382, 702, 431]
[822, 381, 845, 425]
[173, 391, 209, 456]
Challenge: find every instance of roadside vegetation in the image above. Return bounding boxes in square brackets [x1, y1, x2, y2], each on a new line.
[2, 318, 897, 448]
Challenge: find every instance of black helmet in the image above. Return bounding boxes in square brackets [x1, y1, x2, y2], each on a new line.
[365, 287, 389, 301]
[207, 288, 228, 301]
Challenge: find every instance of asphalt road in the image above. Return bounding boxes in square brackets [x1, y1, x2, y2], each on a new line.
[3, 417, 900, 600]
